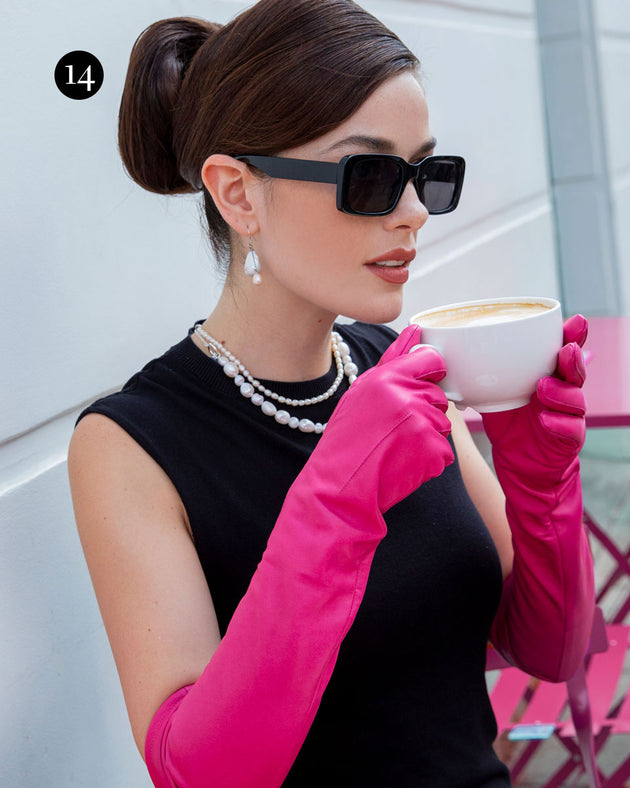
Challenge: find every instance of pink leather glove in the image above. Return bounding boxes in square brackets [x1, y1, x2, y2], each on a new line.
[145, 325, 454, 788]
[482, 314, 595, 682]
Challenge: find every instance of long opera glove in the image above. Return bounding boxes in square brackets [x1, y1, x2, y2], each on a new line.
[145, 325, 455, 788]
[482, 314, 595, 682]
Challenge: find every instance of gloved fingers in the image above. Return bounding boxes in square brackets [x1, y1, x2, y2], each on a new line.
[538, 408, 586, 452]
[397, 341, 448, 384]
[435, 409, 454, 436]
[562, 314, 588, 348]
[431, 392, 451, 417]
[377, 327, 448, 384]
[378, 350, 450, 414]
[555, 342, 587, 387]
[417, 397, 454, 434]
[377, 429, 454, 512]
[537, 376, 586, 417]
[377, 325, 422, 366]
[415, 430, 455, 472]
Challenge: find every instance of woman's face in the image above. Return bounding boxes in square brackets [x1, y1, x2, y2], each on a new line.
[253, 71, 435, 326]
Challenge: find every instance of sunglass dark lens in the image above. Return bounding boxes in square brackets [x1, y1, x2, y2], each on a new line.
[422, 180, 456, 212]
[418, 160, 459, 213]
[347, 159, 402, 213]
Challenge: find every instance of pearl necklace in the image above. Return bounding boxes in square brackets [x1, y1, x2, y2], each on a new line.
[194, 324, 359, 433]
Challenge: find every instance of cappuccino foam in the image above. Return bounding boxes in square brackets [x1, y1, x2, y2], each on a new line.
[417, 301, 551, 329]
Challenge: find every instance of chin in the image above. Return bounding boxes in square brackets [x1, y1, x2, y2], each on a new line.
[342, 295, 404, 326]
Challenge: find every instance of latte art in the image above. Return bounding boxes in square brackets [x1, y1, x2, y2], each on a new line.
[417, 301, 551, 329]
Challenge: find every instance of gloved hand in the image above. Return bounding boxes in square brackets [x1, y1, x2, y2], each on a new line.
[482, 314, 595, 681]
[146, 324, 454, 788]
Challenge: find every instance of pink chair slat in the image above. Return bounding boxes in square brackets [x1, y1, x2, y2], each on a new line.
[488, 668, 533, 731]
[599, 626, 630, 736]
[516, 679, 568, 727]
[608, 688, 630, 735]
[605, 751, 630, 788]
[559, 627, 627, 737]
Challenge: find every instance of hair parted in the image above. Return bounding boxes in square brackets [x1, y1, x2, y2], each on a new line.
[118, 0, 419, 265]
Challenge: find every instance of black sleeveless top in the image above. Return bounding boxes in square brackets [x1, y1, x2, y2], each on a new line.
[79, 321, 511, 787]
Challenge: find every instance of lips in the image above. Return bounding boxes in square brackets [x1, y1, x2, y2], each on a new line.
[364, 248, 416, 284]
[366, 248, 417, 267]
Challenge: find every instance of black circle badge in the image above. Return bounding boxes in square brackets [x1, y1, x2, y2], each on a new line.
[55, 51, 104, 100]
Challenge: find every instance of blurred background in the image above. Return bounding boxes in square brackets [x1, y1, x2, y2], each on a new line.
[1, 1, 628, 785]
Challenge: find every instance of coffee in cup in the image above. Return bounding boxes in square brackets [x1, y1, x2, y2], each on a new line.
[409, 296, 563, 412]
[417, 300, 552, 329]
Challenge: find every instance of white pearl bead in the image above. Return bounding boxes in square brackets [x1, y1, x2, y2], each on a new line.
[261, 401, 277, 416]
[196, 325, 360, 436]
[244, 250, 259, 277]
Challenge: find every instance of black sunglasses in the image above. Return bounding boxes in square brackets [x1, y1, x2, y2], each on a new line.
[236, 153, 465, 216]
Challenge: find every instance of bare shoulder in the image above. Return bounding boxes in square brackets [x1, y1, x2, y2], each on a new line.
[69, 412, 188, 530]
[68, 413, 221, 755]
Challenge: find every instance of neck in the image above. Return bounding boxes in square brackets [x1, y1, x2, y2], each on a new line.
[198, 286, 339, 383]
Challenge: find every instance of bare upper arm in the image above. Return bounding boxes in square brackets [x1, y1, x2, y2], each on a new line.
[67, 413, 221, 756]
[447, 404, 513, 579]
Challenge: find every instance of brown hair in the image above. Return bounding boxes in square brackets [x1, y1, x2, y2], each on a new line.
[118, 0, 419, 266]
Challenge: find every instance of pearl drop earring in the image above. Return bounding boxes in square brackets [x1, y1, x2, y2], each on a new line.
[244, 231, 261, 285]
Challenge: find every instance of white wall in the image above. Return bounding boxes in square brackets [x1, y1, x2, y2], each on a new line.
[594, 0, 630, 312]
[369, 0, 559, 331]
[1, 1, 559, 785]
[534, 0, 629, 316]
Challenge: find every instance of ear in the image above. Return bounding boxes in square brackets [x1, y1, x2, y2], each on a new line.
[201, 154, 261, 235]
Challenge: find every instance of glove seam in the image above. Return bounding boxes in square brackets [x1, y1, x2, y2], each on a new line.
[338, 411, 414, 498]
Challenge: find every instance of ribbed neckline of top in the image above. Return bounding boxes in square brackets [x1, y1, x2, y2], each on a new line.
[168, 324, 346, 401]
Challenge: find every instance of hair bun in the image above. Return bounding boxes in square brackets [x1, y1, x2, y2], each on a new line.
[118, 17, 220, 195]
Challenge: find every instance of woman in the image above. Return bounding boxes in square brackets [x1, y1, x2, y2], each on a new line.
[68, 1, 595, 785]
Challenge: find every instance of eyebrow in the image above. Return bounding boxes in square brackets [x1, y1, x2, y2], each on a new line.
[321, 135, 438, 161]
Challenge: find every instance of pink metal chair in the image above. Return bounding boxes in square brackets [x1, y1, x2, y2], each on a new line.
[552, 623, 630, 788]
[487, 608, 630, 787]
[584, 506, 630, 624]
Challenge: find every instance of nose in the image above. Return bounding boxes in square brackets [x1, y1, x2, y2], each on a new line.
[383, 180, 429, 233]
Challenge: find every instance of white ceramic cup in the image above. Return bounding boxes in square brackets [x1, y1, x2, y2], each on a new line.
[408, 296, 563, 413]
